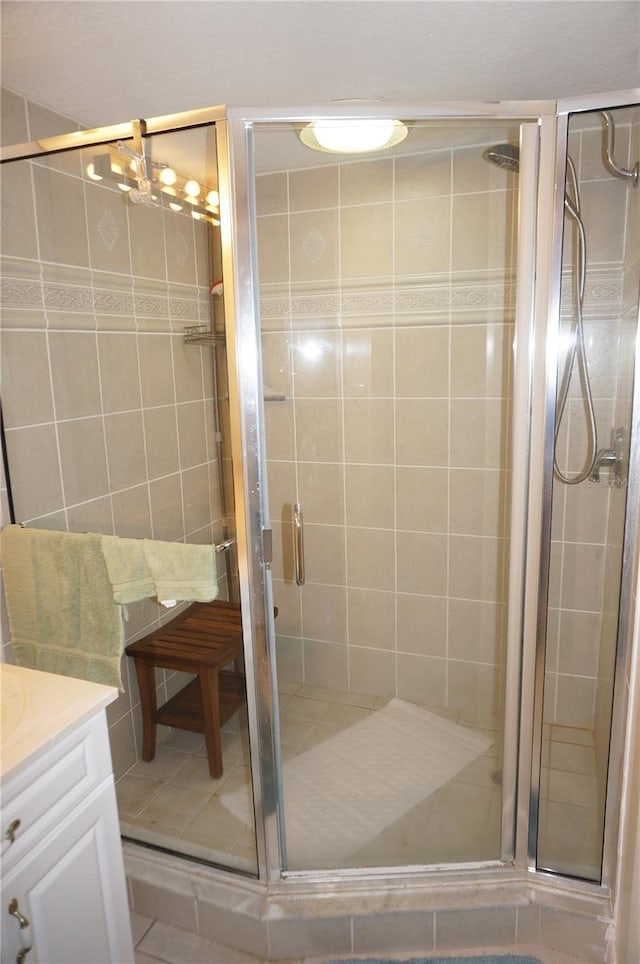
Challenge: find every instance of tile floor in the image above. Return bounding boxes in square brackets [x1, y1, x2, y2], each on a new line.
[131, 915, 594, 964]
[116, 682, 600, 878]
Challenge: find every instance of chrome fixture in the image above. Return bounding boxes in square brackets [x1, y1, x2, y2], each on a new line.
[293, 503, 305, 586]
[86, 119, 220, 224]
[600, 110, 639, 185]
[483, 111, 638, 485]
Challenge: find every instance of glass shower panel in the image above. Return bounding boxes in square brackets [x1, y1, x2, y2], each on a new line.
[252, 119, 525, 870]
[537, 105, 640, 881]
[0, 121, 257, 874]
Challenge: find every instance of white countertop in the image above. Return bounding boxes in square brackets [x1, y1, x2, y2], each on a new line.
[1, 663, 118, 782]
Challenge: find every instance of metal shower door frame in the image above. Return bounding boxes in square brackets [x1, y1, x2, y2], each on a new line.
[221, 101, 556, 882]
[527, 88, 640, 891]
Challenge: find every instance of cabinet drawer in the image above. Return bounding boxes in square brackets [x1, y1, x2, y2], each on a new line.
[1, 713, 112, 873]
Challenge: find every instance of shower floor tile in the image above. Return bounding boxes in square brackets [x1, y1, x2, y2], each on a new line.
[117, 684, 596, 876]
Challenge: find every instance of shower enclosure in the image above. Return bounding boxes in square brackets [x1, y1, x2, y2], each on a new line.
[1, 89, 639, 958]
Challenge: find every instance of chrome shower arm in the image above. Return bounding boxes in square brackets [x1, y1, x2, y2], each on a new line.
[600, 111, 639, 186]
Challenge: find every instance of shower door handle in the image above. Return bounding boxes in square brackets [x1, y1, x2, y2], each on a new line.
[293, 503, 305, 586]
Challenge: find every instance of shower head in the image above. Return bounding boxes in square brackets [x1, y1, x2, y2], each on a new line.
[482, 143, 519, 173]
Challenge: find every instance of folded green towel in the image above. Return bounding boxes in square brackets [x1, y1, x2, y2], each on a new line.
[142, 539, 218, 604]
[1, 525, 125, 690]
[101, 534, 156, 604]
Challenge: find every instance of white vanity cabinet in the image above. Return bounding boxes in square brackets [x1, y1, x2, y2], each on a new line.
[1, 665, 134, 964]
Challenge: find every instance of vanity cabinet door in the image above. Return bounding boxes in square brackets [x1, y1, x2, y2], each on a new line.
[1, 782, 134, 964]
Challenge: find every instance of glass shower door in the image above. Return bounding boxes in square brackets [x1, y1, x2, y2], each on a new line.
[250, 117, 535, 871]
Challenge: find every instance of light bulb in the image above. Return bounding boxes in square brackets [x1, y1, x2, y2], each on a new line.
[206, 190, 219, 207]
[169, 202, 183, 212]
[184, 179, 201, 198]
[300, 118, 407, 154]
[159, 166, 177, 186]
[86, 162, 103, 181]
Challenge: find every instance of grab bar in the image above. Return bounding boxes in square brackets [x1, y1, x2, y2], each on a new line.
[293, 503, 305, 586]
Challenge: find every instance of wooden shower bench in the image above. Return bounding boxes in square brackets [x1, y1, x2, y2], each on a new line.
[125, 599, 245, 779]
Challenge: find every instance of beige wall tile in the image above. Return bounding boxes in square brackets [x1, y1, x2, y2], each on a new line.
[341, 203, 393, 279]
[303, 638, 348, 691]
[563, 481, 610, 544]
[449, 467, 506, 537]
[560, 542, 605, 612]
[449, 534, 506, 603]
[261, 332, 293, 398]
[344, 398, 395, 463]
[538, 907, 608, 962]
[266, 459, 296, 523]
[290, 209, 338, 282]
[347, 526, 395, 591]
[345, 463, 394, 528]
[1, 161, 39, 259]
[164, 213, 197, 285]
[276, 635, 304, 681]
[450, 398, 508, 469]
[353, 909, 434, 953]
[347, 587, 395, 650]
[172, 337, 205, 403]
[395, 150, 451, 200]
[97, 333, 142, 414]
[303, 523, 346, 585]
[1, 88, 28, 146]
[297, 460, 344, 524]
[293, 330, 340, 396]
[104, 411, 147, 491]
[397, 652, 446, 706]
[255, 171, 288, 216]
[397, 593, 447, 657]
[449, 598, 505, 664]
[257, 214, 290, 284]
[557, 610, 601, 677]
[452, 190, 514, 273]
[48, 331, 102, 419]
[395, 325, 449, 397]
[57, 416, 109, 506]
[449, 660, 500, 721]
[129, 202, 167, 280]
[350, 646, 395, 696]
[302, 582, 347, 643]
[33, 166, 90, 267]
[342, 328, 394, 397]
[394, 196, 451, 276]
[295, 398, 343, 462]
[397, 530, 447, 596]
[112, 484, 152, 538]
[1, 331, 54, 427]
[271, 578, 302, 638]
[176, 401, 208, 468]
[290, 164, 338, 210]
[138, 334, 176, 407]
[581, 179, 628, 262]
[341, 157, 393, 205]
[182, 464, 212, 536]
[396, 466, 448, 532]
[451, 323, 511, 398]
[86, 183, 132, 274]
[149, 474, 184, 541]
[144, 406, 180, 479]
[6, 425, 63, 522]
[555, 675, 596, 728]
[67, 496, 113, 535]
[396, 399, 448, 466]
[264, 401, 295, 460]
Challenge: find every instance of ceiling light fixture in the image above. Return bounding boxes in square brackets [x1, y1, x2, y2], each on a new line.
[299, 118, 408, 154]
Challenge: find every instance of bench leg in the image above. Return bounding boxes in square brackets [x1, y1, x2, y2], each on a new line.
[133, 659, 158, 763]
[199, 668, 223, 778]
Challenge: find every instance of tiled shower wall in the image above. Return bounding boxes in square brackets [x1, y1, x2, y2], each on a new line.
[255, 136, 519, 724]
[0, 87, 227, 777]
[546, 111, 636, 731]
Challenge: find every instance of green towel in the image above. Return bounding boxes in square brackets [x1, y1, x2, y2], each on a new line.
[1, 525, 125, 690]
[142, 539, 218, 604]
[101, 534, 156, 603]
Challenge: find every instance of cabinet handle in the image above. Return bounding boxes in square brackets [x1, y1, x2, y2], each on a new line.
[8, 898, 33, 963]
[293, 503, 305, 586]
[3, 819, 21, 853]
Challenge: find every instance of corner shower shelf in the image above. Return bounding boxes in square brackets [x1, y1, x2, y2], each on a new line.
[184, 325, 226, 345]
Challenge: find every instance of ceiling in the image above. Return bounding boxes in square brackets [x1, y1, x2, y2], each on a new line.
[1, 1, 639, 131]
